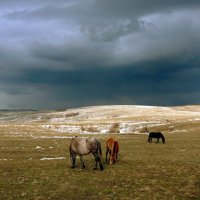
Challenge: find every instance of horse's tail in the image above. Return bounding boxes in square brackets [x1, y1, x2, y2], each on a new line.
[161, 133, 165, 143]
[98, 142, 102, 158]
[96, 139, 102, 159]
[96, 140, 104, 171]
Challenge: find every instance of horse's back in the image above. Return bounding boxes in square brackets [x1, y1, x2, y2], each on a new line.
[149, 132, 162, 137]
[106, 137, 115, 149]
[70, 137, 90, 155]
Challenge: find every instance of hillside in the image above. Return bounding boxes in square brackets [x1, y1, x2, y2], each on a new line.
[1, 105, 200, 135]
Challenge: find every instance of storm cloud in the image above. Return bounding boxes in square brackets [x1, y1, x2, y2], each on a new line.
[0, 0, 200, 109]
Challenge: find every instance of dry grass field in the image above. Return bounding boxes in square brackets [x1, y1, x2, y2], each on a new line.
[0, 105, 200, 200]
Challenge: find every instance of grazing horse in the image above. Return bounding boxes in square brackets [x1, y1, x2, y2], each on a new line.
[148, 132, 165, 144]
[69, 137, 103, 171]
[106, 137, 119, 164]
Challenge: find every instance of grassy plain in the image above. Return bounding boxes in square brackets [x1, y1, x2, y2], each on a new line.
[0, 124, 200, 200]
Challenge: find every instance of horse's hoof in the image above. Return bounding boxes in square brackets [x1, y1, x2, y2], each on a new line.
[93, 167, 97, 170]
[71, 166, 76, 169]
[82, 166, 86, 169]
[100, 167, 104, 171]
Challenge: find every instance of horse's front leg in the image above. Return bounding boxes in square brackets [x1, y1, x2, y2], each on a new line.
[80, 155, 85, 169]
[156, 138, 159, 143]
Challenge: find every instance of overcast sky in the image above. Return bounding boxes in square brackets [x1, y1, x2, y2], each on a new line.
[0, 0, 200, 109]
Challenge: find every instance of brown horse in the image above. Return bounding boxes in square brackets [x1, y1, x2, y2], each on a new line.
[69, 136, 103, 171]
[106, 137, 119, 164]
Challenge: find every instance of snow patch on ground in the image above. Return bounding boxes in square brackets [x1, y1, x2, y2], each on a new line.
[40, 125, 81, 133]
[119, 123, 135, 134]
[35, 146, 42, 149]
[40, 157, 66, 160]
[39, 121, 169, 135]
[0, 158, 13, 161]
[171, 130, 187, 133]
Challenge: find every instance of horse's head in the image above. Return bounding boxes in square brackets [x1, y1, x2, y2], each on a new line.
[109, 154, 116, 165]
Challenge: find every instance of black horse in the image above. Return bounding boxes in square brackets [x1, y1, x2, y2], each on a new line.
[148, 132, 165, 144]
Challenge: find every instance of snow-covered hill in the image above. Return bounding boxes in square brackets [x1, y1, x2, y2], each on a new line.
[1, 105, 200, 135]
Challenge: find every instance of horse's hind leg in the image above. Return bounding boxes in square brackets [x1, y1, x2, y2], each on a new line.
[156, 138, 159, 143]
[97, 155, 104, 171]
[93, 154, 98, 170]
[99, 159, 103, 171]
[80, 155, 85, 169]
[70, 153, 76, 168]
[116, 152, 118, 163]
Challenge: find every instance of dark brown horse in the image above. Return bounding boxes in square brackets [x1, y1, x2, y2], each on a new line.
[148, 132, 165, 144]
[69, 137, 103, 171]
[106, 137, 119, 164]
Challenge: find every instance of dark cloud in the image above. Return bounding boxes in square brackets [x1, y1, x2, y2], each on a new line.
[0, 0, 200, 109]
[1, 62, 200, 109]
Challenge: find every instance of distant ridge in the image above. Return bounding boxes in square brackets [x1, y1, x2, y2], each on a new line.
[0, 109, 37, 112]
